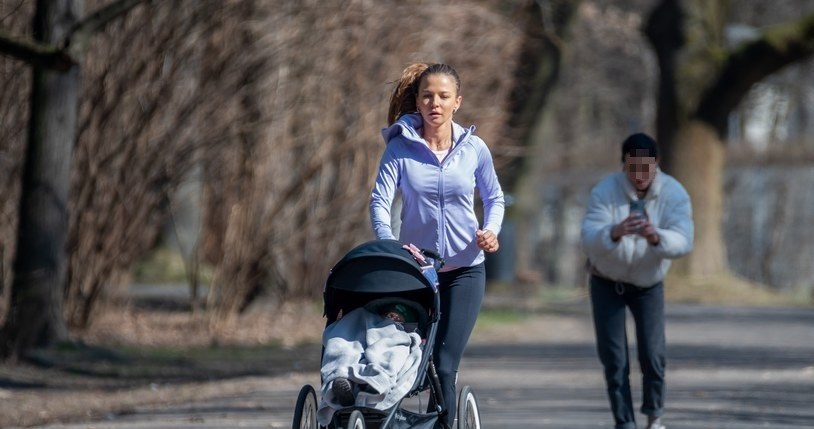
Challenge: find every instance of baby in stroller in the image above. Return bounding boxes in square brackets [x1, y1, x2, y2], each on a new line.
[317, 297, 425, 426]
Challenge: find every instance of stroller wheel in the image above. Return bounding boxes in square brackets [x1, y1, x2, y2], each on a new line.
[346, 409, 366, 429]
[456, 385, 481, 429]
[292, 385, 318, 429]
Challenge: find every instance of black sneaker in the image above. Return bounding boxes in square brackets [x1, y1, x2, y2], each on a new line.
[332, 377, 355, 407]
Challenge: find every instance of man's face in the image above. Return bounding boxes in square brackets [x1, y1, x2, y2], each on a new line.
[624, 154, 658, 191]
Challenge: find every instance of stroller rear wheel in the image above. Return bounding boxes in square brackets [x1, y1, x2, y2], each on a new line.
[292, 385, 318, 429]
[346, 409, 366, 429]
[456, 385, 481, 429]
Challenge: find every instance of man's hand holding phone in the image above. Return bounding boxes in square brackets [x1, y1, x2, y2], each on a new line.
[611, 214, 647, 241]
[611, 200, 659, 245]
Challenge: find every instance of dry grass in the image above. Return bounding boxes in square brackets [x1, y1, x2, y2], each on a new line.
[78, 298, 325, 348]
[664, 272, 800, 307]
[0, 299, 327, 428]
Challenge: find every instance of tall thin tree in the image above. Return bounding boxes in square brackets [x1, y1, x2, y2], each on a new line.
[0, 0, 147, 362]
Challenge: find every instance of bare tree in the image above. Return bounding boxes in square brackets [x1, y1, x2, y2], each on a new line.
[1, 1, 533, 341]
[0, 0, 148, 361]
[497, 0, 582, 286]
[0, 0, 33, 316]
[644, 0, 814, 278]
[64, 0, 238, 329]
[202, 1, 525, 320]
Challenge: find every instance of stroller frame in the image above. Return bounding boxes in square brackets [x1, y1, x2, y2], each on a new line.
[291, 239, 482, 429]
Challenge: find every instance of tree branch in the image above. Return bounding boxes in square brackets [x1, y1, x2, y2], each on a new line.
[696, 13, 814, 135]
[643, 0, 684, 170]
[65, 0, 151, 58]
[0, 30, 74, 71]
[501, 0, 580, 192]
[0, 0, 150, 70]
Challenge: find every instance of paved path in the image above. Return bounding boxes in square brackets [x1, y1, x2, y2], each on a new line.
[26, 303, 814, 429]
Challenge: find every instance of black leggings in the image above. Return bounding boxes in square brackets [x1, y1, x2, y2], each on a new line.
[431, 263, 485, 427]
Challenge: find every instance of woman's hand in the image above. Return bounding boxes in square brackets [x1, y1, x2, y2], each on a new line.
[476, 229, 499, 253]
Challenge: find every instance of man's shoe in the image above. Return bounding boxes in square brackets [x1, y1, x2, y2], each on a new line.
[645, 417, 665, 429]
[331, 377, 355, 407]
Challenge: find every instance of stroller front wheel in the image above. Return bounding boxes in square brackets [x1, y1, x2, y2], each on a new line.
[346, 409, 366, 429]
[456, 385, 481, 429]
[292, 385, 318, 429]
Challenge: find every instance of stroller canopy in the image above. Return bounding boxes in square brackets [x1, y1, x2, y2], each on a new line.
[325, 239, 436, 293]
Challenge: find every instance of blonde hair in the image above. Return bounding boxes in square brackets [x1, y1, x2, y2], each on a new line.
[387, 63, 461, 125]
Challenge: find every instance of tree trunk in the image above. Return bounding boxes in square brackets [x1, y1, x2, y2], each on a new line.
[646, 0, 814, 282]
[502, 0, 580, 285]
[0, 0, 81, 362]
[669, 121, 727, 277]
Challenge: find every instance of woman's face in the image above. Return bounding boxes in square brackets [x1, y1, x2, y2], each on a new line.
[416, 73, 462, 130]
[624, 154, 658, 191]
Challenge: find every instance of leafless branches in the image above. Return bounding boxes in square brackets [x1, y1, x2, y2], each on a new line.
[65, 0, 225, 328]
[0, 0, 33, 321]
[4, 1, 527, 331]
[200, 1, 526, 324]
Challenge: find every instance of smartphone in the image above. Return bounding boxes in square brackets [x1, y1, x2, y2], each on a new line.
[629, 199, 647, 219]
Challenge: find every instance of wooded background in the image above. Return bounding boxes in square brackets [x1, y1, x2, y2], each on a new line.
[1, 0, 813, 360]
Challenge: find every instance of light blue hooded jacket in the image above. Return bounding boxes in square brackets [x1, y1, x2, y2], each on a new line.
[370, 114, 505, 268]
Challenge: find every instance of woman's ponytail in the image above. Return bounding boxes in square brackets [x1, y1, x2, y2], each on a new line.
[387, 63, 429, 125]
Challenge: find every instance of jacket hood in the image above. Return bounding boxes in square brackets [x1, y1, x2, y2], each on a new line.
[381, 113, 475, 147]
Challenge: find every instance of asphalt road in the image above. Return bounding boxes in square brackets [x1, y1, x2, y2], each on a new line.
[25, 302, 814, 429]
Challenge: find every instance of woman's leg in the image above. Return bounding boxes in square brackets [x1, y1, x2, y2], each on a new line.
[590, 276, 636, 429]
[433, 263, 485, 427]
[629, 282, 666, 420]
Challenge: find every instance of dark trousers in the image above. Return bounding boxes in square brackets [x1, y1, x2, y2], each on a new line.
[590, 275, 665, 429]
[431, 263, 485, 427]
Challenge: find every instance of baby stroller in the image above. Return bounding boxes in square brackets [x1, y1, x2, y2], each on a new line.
[292, 239, 482, 429]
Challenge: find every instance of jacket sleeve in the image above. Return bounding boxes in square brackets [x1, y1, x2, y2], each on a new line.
[580, 184, 623, 260]
[370, 147, 399, 240]
[651, 184, 694, 259]
[475, 141, 505, 235]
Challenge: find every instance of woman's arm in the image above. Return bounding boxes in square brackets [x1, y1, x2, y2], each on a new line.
[474, 141, 505, 235]
[370, 148, 400, 240]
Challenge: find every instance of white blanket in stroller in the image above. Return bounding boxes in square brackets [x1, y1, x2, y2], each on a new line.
[317, 307, 423, 425]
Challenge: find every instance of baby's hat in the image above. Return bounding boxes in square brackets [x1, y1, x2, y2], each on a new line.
[364, 298, 421, 324]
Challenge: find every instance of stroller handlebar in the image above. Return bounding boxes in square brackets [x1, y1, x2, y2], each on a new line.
[419, 248, 444, 270]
